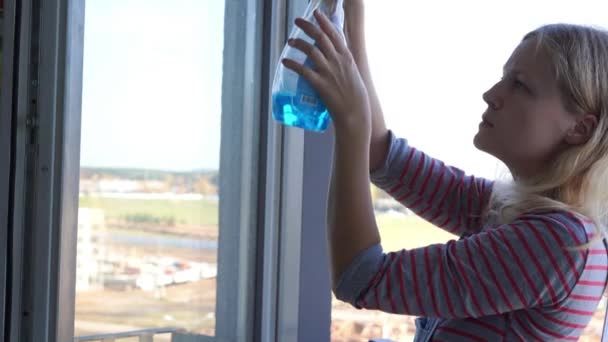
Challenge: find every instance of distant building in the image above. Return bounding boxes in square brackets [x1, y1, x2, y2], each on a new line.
[76, 208, 107, 291]
[98, 179, 141, 193]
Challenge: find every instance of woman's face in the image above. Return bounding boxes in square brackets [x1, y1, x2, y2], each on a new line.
[474, 38, 578, 179]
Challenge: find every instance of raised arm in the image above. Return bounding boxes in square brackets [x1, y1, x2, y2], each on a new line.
[343, 0, 390, 172]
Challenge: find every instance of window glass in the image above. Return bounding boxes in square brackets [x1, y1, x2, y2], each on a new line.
[74, 0, 223, 338]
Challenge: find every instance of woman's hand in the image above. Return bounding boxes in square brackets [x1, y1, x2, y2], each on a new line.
[282, 10, 371, 139]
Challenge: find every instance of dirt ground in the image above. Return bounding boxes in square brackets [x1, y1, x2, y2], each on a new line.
[75, 278, 216, 337]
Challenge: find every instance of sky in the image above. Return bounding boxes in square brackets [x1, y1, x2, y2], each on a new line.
[80, 0, 223, 171]
[80, 0, 608, 178]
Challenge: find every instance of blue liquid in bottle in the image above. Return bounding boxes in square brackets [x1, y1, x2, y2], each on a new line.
[270, 0, 343, 132]
[271, 92, 330, 132]
[272, 41, 331, 132]
[271, 64, 331, 133]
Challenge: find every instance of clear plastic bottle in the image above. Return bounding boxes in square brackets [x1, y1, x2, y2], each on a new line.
[271, 0, 344, 132]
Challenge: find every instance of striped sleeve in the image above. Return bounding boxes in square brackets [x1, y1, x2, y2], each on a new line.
[371, 131, 493, 236]
[334, 213, 588, 318]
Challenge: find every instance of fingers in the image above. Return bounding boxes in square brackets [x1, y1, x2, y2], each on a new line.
[294, 17, 338, 61]
[287, 38, 329, 72]
[294, 13, 345, 59]
[313, 10, 348, 54]
[281, 58, 323, 88]
[283, 11, 352, 91]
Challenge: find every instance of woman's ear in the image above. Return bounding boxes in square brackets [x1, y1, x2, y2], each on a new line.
[565, 114, 598, 145]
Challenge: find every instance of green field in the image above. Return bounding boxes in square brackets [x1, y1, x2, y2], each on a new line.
[79, 196, 219, 226]
[376, 214, 455, 251]
[79, 196, 455, 249]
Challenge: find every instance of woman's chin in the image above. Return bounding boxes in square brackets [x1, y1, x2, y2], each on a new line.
[473, 134, 501, 161]
[473, 132, 486, 151]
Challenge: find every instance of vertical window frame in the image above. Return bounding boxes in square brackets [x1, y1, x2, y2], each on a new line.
[0, 0, 21, 339]
[7, 0, 85, 342]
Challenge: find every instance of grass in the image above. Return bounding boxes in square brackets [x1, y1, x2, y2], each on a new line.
[79, 196, 455, 251]
[79, 196, 218, 226]
[376, 214, 456, 252]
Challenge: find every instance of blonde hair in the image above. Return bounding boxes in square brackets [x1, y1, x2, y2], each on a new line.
[487, 24, 608, 246]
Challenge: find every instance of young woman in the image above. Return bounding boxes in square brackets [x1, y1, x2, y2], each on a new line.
[282, 1, 608, 340]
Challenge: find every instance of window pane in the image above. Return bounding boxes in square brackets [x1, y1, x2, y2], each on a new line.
[74, 0, 223, 338]
[331, 1, 607, 341]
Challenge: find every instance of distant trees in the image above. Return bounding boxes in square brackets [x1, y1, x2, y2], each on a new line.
[80, 167, 220, 195]
[124, 213, 176, 226]
[193, 177, 218, 195]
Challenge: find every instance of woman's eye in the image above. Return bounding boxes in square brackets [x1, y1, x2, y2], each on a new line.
[500, 74, 531, 94]
[513, 78, 526, 89]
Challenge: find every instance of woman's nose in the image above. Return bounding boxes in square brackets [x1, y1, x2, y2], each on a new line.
[483, 83, 503, 110]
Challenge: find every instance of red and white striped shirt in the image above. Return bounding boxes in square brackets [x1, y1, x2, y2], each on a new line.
[335, 131, 608, 341]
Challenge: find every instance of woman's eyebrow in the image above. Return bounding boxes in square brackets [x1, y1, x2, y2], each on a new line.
[503, 67, 535, 83]
[503, 65, 522, 76]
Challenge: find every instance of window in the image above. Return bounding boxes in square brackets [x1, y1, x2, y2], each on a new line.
[72, 0, 264, 340]
[74, 0, 223, 336]
[3, 0, 300, 340]
[330, 1, 608, 341]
